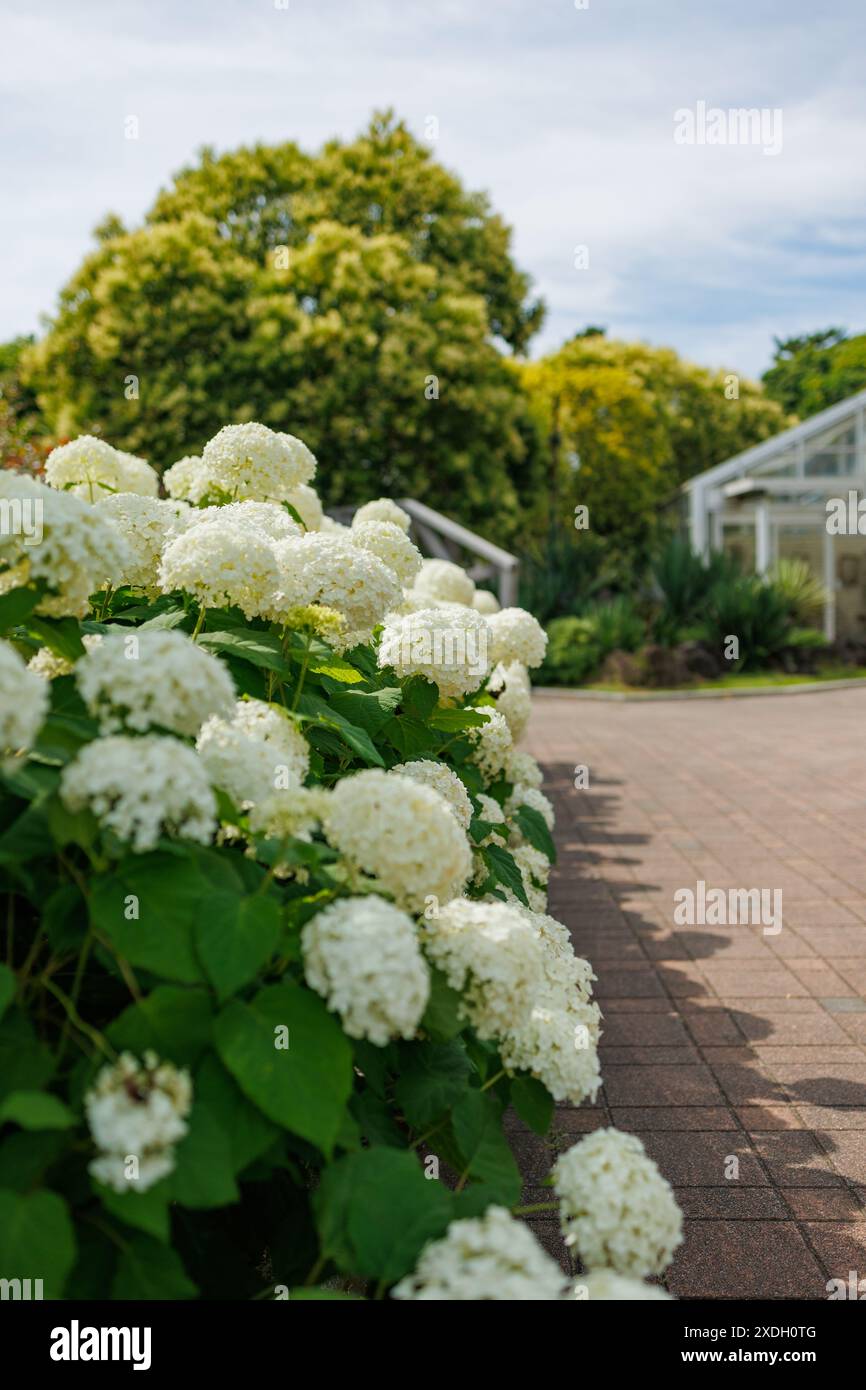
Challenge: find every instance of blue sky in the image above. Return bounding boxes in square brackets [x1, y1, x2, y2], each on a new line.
[2, 0, 865, 377]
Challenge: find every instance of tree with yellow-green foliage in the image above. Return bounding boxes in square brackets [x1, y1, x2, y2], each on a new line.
[22, 113, 543, 538]
[520, 333, 790, 547]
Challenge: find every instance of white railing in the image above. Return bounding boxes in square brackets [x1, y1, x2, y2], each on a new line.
[329, 498, 520, 606]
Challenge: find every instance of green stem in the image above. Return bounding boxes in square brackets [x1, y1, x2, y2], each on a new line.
[44, 977, 114, 1061]
[480, 1068, 507, 1092]
[291, 635, 312, 711]
[56, 928, 94, 1063]
[98, 585, 114, 621]
[5, 894, 13, 967]
[16, 924, 45, 991]
[191, 604, 207, 641]
[304, 1253, 326, 1287]
[512, 1201, 558, 1216]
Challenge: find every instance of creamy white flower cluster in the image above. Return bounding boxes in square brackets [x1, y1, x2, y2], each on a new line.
[302, 895, 430, 1045]
[391, 760, 473, 830]
[159, 517, 281, 620]
[410, 557, 476, 607]
[60, 734, 217, 853]
[378, 607, 490, 699]
[486, 607, 547, 668]
[0, 471, 129, 618]
[350, 520, 422, 586]
[196, 698, 310, 809]
[95, 494, 191, 595]
[488, 661, 532, 740]
[162, 455, 208, 504]
[75, 629, 235, 737]
[199, 423, 316, 503]
[44, 436, 159, 501]
[85, 1051, 192, 1193]
[392, 1206, 567, 1301]
[271, 532, 402, 646]
[323, 769, 472, 914]
[422, 898, 601, 1105]
[353, 498, 411, 532]
[466, 706, 513, 783]
[0, 639, 49, 760]
[553, 1128, 683, 1277]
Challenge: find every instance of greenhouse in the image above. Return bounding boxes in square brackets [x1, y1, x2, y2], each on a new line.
[684, 387, 866, 638]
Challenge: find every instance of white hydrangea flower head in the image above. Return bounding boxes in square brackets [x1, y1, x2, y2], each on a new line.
[422, 898, 546, 1040]
[524, 909, 596, 1006]
[28, 646, 72, 680]
[201, 423, 315, 502]
[553, 1129, 683, 1277]
[0, 640, 49, 759]
[270, 532, 401, 643]
[575, 1270, 673, 1301]
[391, 760, 473, 830]
[247, 785, 330, 841]
[114, 451, 160, 498]
[475, 792, 507, 846]
[466, 706, 513, 784]
[323, 770, 472, 913]
[392, 1206, 566, 1301]
[486, 607, 548, 668]
[163, 455, 208, 504]
[502, 999, 602, 1105]
[472, 589, 500, 615]
[351, 520, 422, 586]
[507, 785, 555, 834]
[285, 483, 324, 531]
[507, 842, 550, 912]
[507, 749, 543, 790]
[489, 661, 532, 740]
[185, 499, 301, 542]
[410, 557, 475, 606]
[0, 472, 129, 617]
[85, 1051, 192, 1194]
[75, 629, 235, 737]
[158, 516, 280, 619]
[43, 435, 127, 501]
[302, 895, 430, 1046]
[319, 515, 351, 536]
[28, 632, 102, 681]
[95, 494, 191, 594]
[196, 698, 309, 808]
[60, 735, 217, 853]
[352, 498, 411, 533]
[378, 607, 490, 699]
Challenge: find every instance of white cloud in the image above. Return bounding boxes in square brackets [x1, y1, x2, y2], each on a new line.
[1, 0, 864, 377]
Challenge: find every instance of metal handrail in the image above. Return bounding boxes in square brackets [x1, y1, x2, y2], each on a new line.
[327, 498, 520, 606]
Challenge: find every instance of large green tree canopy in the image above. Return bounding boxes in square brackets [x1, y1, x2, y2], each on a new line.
[762, 328, 866, 418]
[521, 334, 790, 546]
[23, 113, 543, 535]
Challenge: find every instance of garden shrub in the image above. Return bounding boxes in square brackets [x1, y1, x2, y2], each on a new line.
[0, 425, 682, 1301]
[540, 598, 643, 687]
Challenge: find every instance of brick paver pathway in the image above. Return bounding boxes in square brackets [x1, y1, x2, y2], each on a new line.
[517, 687, 866, 1299]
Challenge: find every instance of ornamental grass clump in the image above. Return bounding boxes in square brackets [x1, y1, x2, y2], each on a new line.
[0, 422, 679, 1302]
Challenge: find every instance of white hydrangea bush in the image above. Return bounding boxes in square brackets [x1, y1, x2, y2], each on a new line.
[0, 424, 680, 1303]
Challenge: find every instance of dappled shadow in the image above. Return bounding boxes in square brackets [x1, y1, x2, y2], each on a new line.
[523, 749, 866, 1298]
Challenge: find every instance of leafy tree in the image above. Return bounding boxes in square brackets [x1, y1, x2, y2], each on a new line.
[762, 328, 866, 418]
[521, 335, 788, 549]
[22, 114, 543, 537]
[148, 111, 543, 352]
[0, 335, 49, 470]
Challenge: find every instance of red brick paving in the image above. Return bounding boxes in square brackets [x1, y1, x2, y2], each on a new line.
[521, 687, 866, 1300]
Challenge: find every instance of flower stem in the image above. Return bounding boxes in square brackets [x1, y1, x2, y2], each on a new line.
[480, 1067, 507, 1091]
